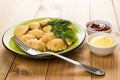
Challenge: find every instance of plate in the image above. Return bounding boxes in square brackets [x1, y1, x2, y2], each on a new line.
[2, 18, 86, 59]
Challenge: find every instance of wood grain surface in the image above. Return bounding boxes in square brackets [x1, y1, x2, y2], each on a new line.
[0, 0, 120, 80]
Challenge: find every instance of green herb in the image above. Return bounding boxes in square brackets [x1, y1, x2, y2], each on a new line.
[46, 19, 76, 43]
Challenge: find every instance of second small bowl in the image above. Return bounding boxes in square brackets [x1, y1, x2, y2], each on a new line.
[86, 32, 119, 56]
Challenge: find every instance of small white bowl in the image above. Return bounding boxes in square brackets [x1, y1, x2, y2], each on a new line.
[86, 20, 112, 35]
[86, 32, 119, 56]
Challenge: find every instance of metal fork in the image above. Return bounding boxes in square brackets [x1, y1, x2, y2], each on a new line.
[12, 36, 105, 76]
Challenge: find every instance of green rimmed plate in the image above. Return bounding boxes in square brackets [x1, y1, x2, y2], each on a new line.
[2, 18, 86, 59]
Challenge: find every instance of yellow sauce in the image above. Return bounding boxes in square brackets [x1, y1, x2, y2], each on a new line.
[89, 35, 115, 48]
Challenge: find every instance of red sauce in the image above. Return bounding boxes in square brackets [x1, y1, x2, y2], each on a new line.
[87, 23, 111, 31]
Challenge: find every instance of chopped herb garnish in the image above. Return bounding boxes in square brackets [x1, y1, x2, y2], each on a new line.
[46, 19, 76, 43]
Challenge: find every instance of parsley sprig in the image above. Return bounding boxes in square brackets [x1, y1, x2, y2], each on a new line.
[46, 19, 76, 42]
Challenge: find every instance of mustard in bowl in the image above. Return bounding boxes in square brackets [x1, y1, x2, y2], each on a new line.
[86, 32, 119, 56]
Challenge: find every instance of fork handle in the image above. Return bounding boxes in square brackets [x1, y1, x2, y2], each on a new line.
[45, 52, 105, 76]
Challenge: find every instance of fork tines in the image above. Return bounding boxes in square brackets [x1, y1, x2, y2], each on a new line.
[12, 36, 30, 51]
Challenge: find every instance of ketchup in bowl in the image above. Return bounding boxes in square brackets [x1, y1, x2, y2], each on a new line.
[87, 23, 111, 31]
[86, 20, 112, 35]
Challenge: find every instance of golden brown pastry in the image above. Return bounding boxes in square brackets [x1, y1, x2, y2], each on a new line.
[27, 29, 44, 39]
[65, 38, 73, 45]
[39, 19, 50, 26]
[68, 25, 74, 30]
[42, 25, 52, 32]
[27, 39, 46, 52]
[14, 26, 29, 37]
[19, 34, 35, 44]
[46, 38, 67, 51]
[29, 22, 41, 30]
[40, 32, 56, 43]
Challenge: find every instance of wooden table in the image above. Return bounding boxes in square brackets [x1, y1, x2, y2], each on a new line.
[0, 0, 120, 80]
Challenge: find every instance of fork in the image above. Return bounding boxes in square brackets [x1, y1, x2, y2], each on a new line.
[12, 35, 105, 76]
